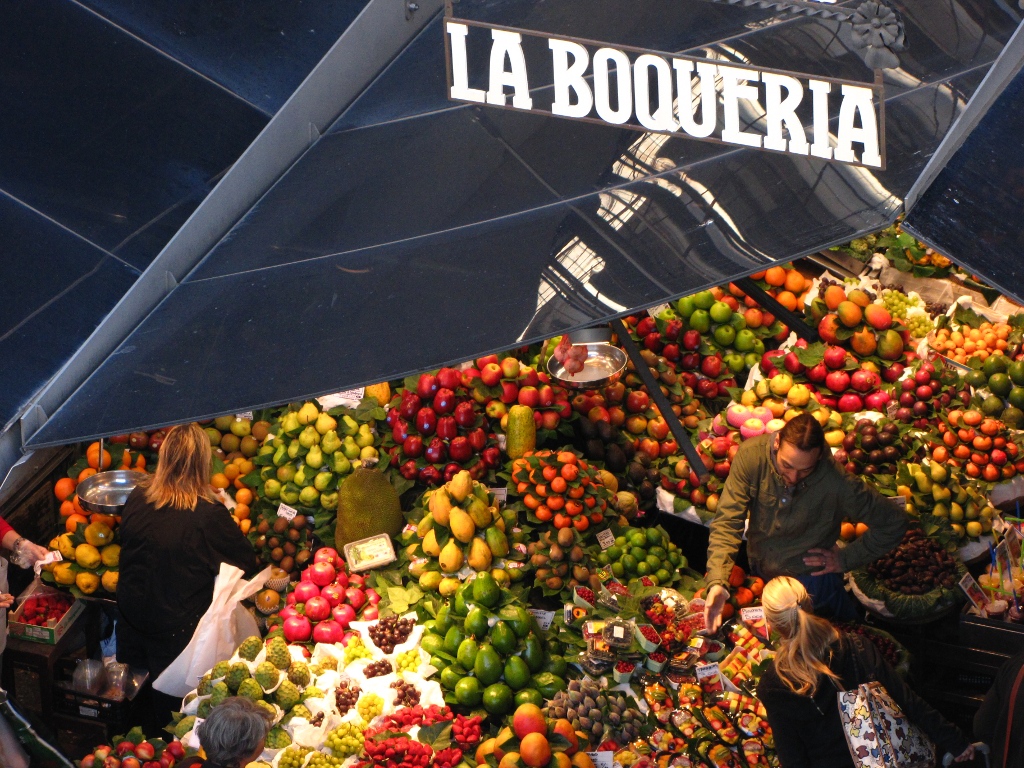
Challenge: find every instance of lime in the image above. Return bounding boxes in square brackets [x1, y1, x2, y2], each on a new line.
[636, 561, 651, 576]
[669, 552, 681, 566]
[647, 574, 660, 586]
[614, 536, 627, 547]
[606, 546, 622, 561]
[482, 683, 514, 716]
[1010, 360, 1024, 386]
[1010, 387, 1024, 410]
[630, 546, 647, 562]
[645, 554, 662, 571]
[514, 689, 544, 708]
[441, 665, 467, 690]
[709, 301, 733, 324]
[621, 555, 637, 574]
[693, 291, 715, 310]
[656, 568, 672, 584]
[1003, 406, 1024, 429]
[430, 655, 449, 672]
[629, 532, 647, 548]
[421, 634, 445, 657]
[646, 528, 663, 545]
[983, 354, 1010, 377]
[596, 552, 610, 566]
[454, 677, 482, 706]
[611, 561, 625, 578]
[989, 373, 1012, 397]
[649, 545, 667, 560]
[981, 395, 1005, 417]
[503, 656, 532, 690]
[966, 370, 988, 389]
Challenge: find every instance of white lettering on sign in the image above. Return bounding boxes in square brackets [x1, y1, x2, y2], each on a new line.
[446, 20, 884, 168]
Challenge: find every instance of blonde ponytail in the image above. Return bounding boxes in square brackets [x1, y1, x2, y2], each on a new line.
[762, 576, 840, 695]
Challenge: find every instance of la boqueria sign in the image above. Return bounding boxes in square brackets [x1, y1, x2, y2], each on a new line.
[445, 19, 885, 168]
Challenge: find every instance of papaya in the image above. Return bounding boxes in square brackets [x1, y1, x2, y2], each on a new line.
[506, 405, 537, 459]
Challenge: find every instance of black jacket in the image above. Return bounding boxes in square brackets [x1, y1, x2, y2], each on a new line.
[974, 650, 1024, 768]
[757, 632, 969, 768]
[116, 487, 259, 636]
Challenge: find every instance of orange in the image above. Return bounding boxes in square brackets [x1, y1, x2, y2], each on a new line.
[728, 565, 746, 588]
[78, 467, 98, 483]
[54, 477, 77, 502]
[556, 451, 578, 466]
[234, 487, 254, 506]
[550, 477, 567, 494]
[750, 270, 766, 280]
[234, 503, 250, 520]
[784, 270, 806, 293]
[72, 494, 88, 517]
[223, 464, 240, 481]
[546, 495, 564, 511]
[855, 523, 869, 537]
[764, 266, 787, 287]
[534, 506, 552, 522]
[87, 447, 112, 470]
[775, 291, 798, 311]
[542, 465, 558, 482]
[721, 603, 735, 620]
[210, 473, 230, 489]
[560, 463, 579, 482]
[59, 500, 75, 517]
[734, 587, 754, 607]
[840, 522, 855, 541]
[90, 513, 117, 528]
[66, 513, 88, 533]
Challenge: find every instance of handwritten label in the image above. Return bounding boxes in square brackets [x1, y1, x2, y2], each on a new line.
[740, 607, 765, 624]
[316, 388, 365, 410]
[647, 303, 671, 318]
[596, 529, 616, 550]
[695, 662, 724, 694]
[587, 753, 614, 768]
[996, 540, 1013, 576]
[529, 609, 555, 631]
[236, 412, 254, 421]
[1006, 525, 1022, 563]
[490, 487, 508, 505]
[277, 503, 298, 521]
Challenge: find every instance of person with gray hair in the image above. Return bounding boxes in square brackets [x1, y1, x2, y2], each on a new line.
[176, 697, 272, 768]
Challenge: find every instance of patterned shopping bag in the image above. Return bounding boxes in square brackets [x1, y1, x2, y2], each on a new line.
[837, 682, 935, 768]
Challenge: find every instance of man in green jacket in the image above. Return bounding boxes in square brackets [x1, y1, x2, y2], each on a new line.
[704, 413, 907, 632]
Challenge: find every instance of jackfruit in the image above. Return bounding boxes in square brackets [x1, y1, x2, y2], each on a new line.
[237, 678, 264, 702]
[288, 661, 311, 687]
[225, 662, 250, 693]
[335, 468, 403, 551]
[274, 680, 301, 712]
[238, 635, 263, 662]
[255, 662, 281, 690]
[267, 638, 292, 670]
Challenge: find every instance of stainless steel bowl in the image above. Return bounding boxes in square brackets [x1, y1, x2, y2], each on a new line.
[76, 470, 147, 514]
[546, 343, 627, 390]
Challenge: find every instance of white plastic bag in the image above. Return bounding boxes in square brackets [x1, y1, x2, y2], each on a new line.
[154, 564, 271, 697]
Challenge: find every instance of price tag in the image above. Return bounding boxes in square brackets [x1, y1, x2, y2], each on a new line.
[496, 434, 507, 451]
[587, 754, 614, 768]
[647, 303, 671, 318]
[514, 543, 528, 555]
[596, 529, 616, 550]
[889, 496, 907, 512]
[739, 607, 764, 623]
[402, 523, 418, 537]
[33, 551, 63, 577]
[886, 401, 898, 419]
[695, 662, 724, 694]
[993, 515, 1008, 534]
[277, 503, 298, 521]
[236, 412, 254, 420]
[529, 609, 555, 631]
[490, 487, 508, 504]
[959, 573, 989, 610]
[316, 388, 365, 410]
[1005, 525, 1022, 562]
[344, 534, 397, 572]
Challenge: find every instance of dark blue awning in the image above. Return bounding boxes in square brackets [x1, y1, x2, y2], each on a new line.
[23, 0, 1024, 448]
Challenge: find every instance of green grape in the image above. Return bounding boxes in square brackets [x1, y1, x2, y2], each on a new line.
[342, 636, 373, 667]
[326, 720, 366, 758]
[357, 692, 384, 722]
[278, 746, 313, 768]
[396, 649, 421, 674]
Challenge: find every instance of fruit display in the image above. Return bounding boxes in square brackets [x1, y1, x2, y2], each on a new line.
[386, 370, 502, 486]
[808, 278, 907, 362]
[832, 622, 910, 676]
[888, 359, 966, 427]
[546, 678, 644, 746]
[591, 526, 688, 588]
[931, 320, 1015, 366]
[528, 527, 599, 596]
[509, 450, 611, 534]
[934, 408, 1021, 482]
[852, 528, 966, 621]
[765, 340, 894, 414]
[960, 352, 1024, 427]
[45, 518, 121, 596]
[77, 728, 185, 768]
[880, 287, 935, 338]
[896, 461, 995, 541]
[404, 469, 522, 587]
[831, 418, 923, 479]
[9, 589, 75, 629]
[462, 353, 574, 438]
[420, 576, 565, 716]
[335, 466, 405, 550]
[830, 221, 954, 278]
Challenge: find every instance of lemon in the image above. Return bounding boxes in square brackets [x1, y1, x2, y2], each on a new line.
[53, 562, 76, 585]
[75, 543, 101, 570]
[56, 534, 76, 560]
[100, 544, 121, 568]
[101, 570, 119, 593]
[76, 571, 100, 594]
[84, 522, 113, 547]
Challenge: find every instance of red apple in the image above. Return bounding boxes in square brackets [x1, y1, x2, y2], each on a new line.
[480, 363, 503, 387]
[518, 386, 540, 407]
[625, 390, 650, 413]
[417, 374, 439, 399]
[518, 366, 540, 387]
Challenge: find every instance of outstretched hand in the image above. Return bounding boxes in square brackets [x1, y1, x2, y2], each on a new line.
[803, 545, 843, 576]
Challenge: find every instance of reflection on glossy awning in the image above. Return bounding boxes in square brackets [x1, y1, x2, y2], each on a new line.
[24, 0, 1024, 447]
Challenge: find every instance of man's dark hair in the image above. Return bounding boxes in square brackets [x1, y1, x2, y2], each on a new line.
[777, 413, 824, 452]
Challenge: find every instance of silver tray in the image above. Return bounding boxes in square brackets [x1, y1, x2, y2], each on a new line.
[546, 343, 627, 390]
[76, 470, 146, 514]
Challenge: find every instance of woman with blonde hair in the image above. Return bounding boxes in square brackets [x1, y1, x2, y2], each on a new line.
[756, 576, 974, 767]
[117, 423, 258, 731]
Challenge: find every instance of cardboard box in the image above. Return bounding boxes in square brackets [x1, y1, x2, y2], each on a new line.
[8, 581, 85, 645]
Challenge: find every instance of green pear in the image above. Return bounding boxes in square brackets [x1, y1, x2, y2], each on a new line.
[299, 426, 320, 449]
[299, 486, 320, 507]
[263, 479, 281, 499]
[359, 446, 378, 461]
[956, 486, 970, 505]
[313, 471, 333, 492]
[287, 439, 303, 459]
[258, 444, 275, 458]
[932, 502, 949, 518]
[320, 491, 338, 509]
[320, 430, 341, 455]
[293, 465, 313, 487]
[340, 415, 359, 436]
[950, 502, 964, 522]
[965, 502, 980, 520]
[355, 424, 375, 448]
[297, 402, 320, 426]
[272, 444, 289, 467]
[342, 437, 361, 460]
[280, 483, 301, 505]
[915, 473, 933, 493]
[315, 412, 337, 436]
[930, 463, 947, 483]
[331, 453, 352, 474]
[305, 445, 324, 470]
[280, 412, 301, 435]
[931, 485, 951, 503]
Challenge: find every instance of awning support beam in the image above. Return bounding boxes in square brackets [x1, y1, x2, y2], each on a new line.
[735, 277, 819, 342]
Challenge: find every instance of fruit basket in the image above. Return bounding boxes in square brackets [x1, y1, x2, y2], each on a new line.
[833, 623, 911, 678]
[849, 563, 967, 624]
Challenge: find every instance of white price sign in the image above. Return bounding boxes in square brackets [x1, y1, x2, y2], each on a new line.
[316, 388, 366, 410]
[587, 754, 614, 768]
[596, 529, 616, 550]
[490, 487, 508, 504]
[235, 412, 254, 420]
[528, 609, 555, 631]
[277, 503, 298, 521]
